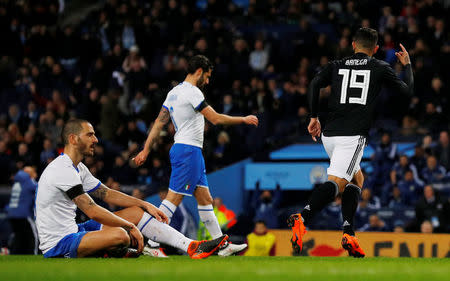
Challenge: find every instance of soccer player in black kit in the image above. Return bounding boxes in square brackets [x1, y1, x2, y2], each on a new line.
[288, 28, 413, 257]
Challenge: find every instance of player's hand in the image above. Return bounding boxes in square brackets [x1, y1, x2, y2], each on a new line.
[132, 149, 149, 166]
[141, 202, 169, 223]
[128, 225, 144, 253]
[243, 115, 259, 126]
[395, 44, 411, 66]
[308, 117, 321, 142]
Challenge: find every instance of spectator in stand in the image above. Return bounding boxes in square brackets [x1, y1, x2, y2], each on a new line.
[110, 155, 134, 184]
[251, 183, 282, 229]
[396, 169, 423, 204]
[421, 155, 446, 184]
[359, 214, 389, 232]
[388, 186, 408, 208]
[382, 154, 423, 204]
[410, 144, 427, 173]
[369, 132, 397, 190]
[433, 131, 450, 171]
[212, 131, 232, 169]
[249, 39, 269, 73]
[244, 220, 276, 256]
[355, 188, 381, 229]
[39, 138, 56, 167]
[415, 185, 446, 232]
[213, 197, 237, 230]
[6, 166, 38, 254]
[418, 102, 447, 135]
[420, 220, 433, 234]
[390, 155, 423, 187]
[15, 143, 33, 170]
[360, 188, 381, 211]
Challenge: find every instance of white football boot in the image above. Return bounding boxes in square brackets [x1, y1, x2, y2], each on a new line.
[217, 241, 248, 257]
[143, 245, 169, 258]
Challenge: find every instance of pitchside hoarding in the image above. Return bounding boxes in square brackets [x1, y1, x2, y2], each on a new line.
[271, 230, 450, 258]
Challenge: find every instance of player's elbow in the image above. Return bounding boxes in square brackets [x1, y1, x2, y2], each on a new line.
[209, 115, 221, 125]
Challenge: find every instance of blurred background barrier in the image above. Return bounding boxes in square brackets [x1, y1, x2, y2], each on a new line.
[271, 230, 450, 257]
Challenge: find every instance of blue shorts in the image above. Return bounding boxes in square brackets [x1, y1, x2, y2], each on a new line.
[44, 220, 102, 258]
[169, 143, 208, 196]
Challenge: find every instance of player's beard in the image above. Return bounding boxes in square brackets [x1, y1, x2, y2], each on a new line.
[197, 75, 206, 90]
[78, 138, 95, 157]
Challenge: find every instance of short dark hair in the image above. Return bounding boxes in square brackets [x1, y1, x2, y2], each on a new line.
[255, 220, 267, 227]
[187, 55, 213, 74]
[61, 119, 88, 145]
[354, 27, 378, 49]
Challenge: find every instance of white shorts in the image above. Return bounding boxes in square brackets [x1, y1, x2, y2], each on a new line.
[321, 134, 366, 182]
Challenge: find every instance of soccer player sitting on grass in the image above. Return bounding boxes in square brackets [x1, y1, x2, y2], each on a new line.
[35, 119, 228, 258]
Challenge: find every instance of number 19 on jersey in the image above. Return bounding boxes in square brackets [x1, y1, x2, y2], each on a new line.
[338, 69, 371, 105]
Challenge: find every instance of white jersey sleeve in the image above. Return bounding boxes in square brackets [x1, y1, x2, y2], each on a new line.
[78, 162, 101, 193]
[187, 87, 205, 110]
[53, 165, 82, 192]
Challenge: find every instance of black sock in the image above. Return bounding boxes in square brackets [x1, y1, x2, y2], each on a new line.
[341, 184, 361, 236]
[301, 181, 338, 226]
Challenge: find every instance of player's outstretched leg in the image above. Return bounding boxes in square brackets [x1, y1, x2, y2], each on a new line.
[288, 181, 338, 254]
[341, 183, 365, 258]
[134, 210, 227, 259]
[142, 199, 177, 258]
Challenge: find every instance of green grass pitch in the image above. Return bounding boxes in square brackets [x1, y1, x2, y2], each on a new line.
[1, 256, 449, 281]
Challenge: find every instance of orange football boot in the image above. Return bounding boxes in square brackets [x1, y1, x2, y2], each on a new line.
[187, 234, 228, 259]
[341, 233, 365, 258]
[287, 213, 307, 254]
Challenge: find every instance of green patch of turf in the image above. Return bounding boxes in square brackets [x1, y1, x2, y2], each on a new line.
[1, 256, 448, 281]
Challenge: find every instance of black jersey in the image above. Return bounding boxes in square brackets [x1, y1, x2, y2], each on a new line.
[309, 52, 414, 137]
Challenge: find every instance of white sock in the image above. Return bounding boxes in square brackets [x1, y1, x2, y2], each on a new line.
[160, 199, 177, 224]
[146, 200, 178, 247]
[198, 204, 222, 239]
[137, 212, 192, 252]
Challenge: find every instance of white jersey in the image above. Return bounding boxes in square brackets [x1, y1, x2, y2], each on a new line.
[35, 154, 100, 253]
[163, 81, 205, 148]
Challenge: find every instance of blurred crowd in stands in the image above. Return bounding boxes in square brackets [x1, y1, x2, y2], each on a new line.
[0, 0, 449, 236]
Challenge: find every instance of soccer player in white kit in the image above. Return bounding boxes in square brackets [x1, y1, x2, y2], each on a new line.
[35, 119, 228, 258]
[133, 55, 258, 257]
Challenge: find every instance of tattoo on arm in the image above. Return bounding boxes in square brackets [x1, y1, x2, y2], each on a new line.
[90, 185, 108, 200]
[73, 193, 97, 211]
[157, 107, 170, 125]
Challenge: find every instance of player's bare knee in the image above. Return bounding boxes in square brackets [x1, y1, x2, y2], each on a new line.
[128, 205, 144, 217]
[112, 228, 130, 247]
[328, 175, 348, 193]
